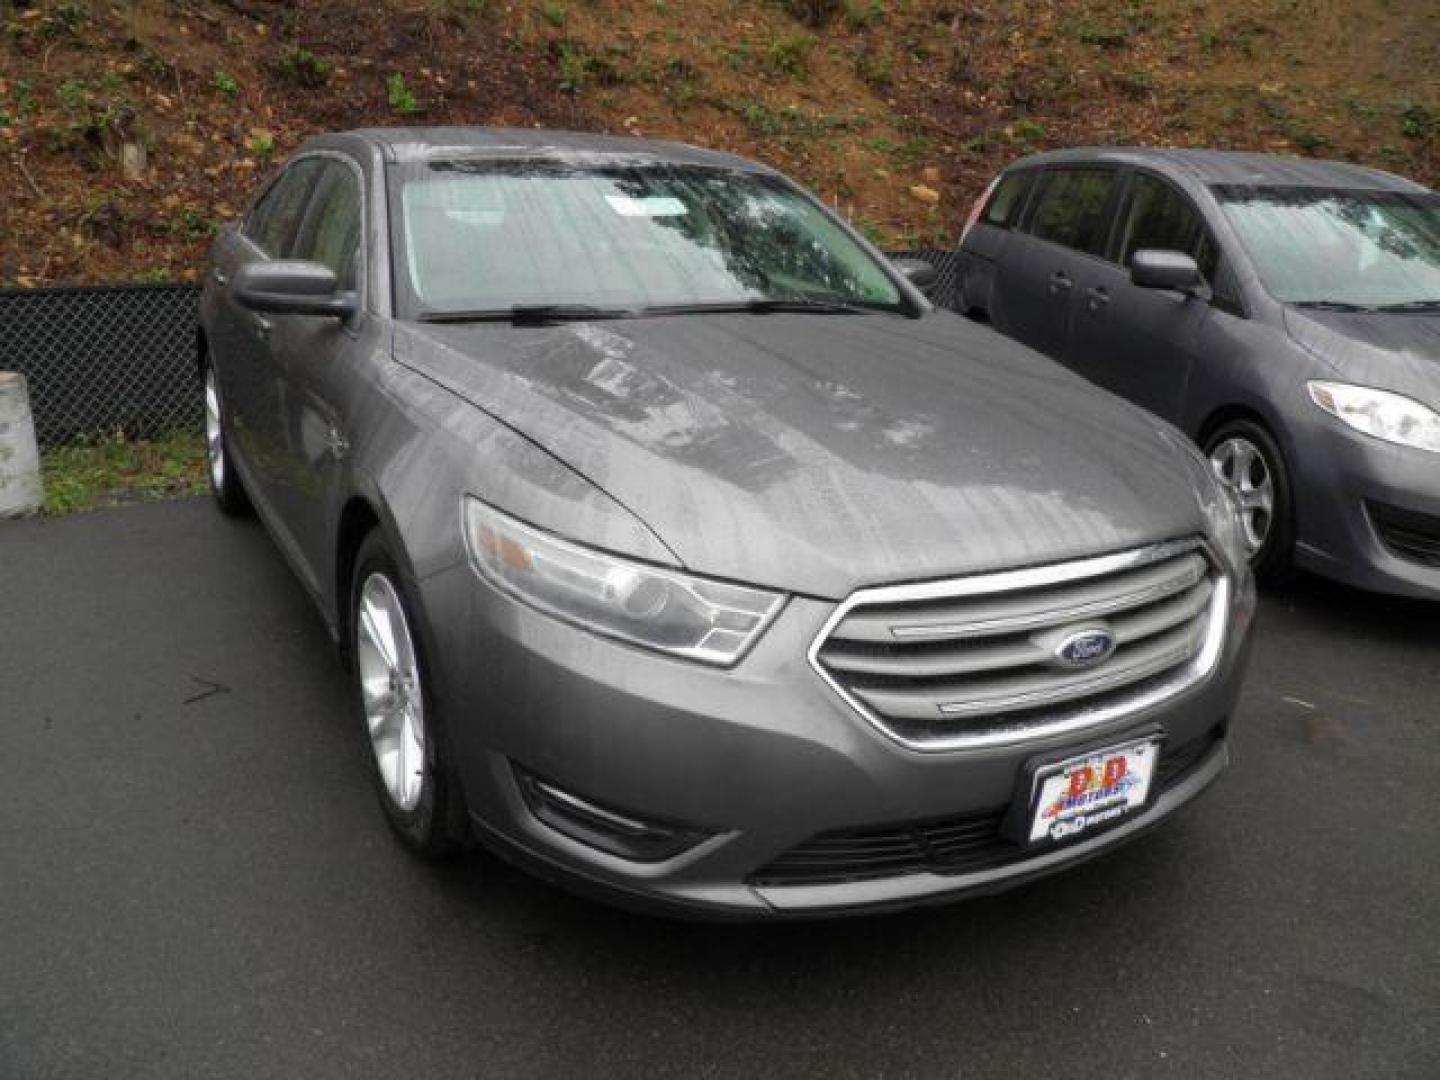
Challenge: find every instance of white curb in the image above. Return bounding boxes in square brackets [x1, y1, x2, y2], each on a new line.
[0, 372, 45, 518]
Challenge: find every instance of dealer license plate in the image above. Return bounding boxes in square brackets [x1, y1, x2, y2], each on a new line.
[1028, 738, 1159, 844]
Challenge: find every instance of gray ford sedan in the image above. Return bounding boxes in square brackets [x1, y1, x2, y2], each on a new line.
[958, 148, 1440, 599]
[199, 128, 1254, 918]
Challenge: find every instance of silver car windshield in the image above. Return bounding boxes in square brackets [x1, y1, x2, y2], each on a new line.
[388, 160, 903, 317]
[1214, 185, 1440, 310]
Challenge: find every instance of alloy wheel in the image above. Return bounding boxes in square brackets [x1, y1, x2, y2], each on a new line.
[204, 368, 225, 491]
[355, 572, 427, 813]
[1208, 435, 1274, 556]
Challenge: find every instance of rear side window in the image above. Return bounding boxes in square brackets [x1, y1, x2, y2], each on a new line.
[1119, 173, 1217, 279]
[1026, 169, 1118, 256]
[245, 159, 324, 258]
[294, 163, 362, 289]
[982, 171, 1032, 229]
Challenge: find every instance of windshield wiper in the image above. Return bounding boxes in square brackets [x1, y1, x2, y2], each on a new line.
[1374, 299, 1440, 313]
[642, 298, 867, 316]
[417, 304, 637, 325]
[1290, 300, 1377, 312]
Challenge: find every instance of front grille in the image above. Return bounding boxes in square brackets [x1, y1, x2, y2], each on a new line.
[810, 538, 1227, 750]
[749, 727, 1223, 888]
[1369, 502, 1440, 568]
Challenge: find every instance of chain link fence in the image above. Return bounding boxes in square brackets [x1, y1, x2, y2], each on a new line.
[0, 284, 201, 449]
[0, 251, 961, 450]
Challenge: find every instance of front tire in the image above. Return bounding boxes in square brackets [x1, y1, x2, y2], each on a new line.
[1205, 418, 1295, 583]
[202, 363, 252, 517]
[349, 530, 464, 858]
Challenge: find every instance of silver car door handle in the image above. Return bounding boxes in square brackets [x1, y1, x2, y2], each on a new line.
[211, 269, 228, 287]
[1048, 272, 1073, 295]
[253, 316, 272, 341]
[1085, 287, 1110, 311]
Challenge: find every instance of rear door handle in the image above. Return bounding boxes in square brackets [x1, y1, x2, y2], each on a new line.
[1048, 271, 1073, 295]
[211, 269, 228, 287]
[253, 316, 272, 342]
[1085, 286, 1110, 312]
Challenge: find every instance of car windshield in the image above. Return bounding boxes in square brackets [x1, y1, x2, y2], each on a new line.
[1213, 185, 1440, 309]
[388, 160, 903, 318]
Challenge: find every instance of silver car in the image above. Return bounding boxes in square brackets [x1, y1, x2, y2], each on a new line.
[199, 128, 1254, 918]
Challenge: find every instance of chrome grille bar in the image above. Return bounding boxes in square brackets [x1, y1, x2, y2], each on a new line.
[809, 538, 1229, 751]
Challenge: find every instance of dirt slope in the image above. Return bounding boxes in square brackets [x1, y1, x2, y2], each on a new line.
[2, 0, 1437, 286]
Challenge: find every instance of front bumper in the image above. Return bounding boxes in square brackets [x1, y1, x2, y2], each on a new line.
[1289, 416, 1440, 600]
[418, 560, 1255, 919]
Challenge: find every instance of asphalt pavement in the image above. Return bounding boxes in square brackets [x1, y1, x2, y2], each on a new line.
[1, 498, 1436, 1079]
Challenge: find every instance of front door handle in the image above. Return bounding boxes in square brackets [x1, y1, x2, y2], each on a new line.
[1085, 286, 1110, 312]
[253, 316, 272, 342]
[1048, 271, 1074, 295]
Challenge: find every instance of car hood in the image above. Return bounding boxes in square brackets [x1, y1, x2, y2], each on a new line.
[395, 312, 1206, 598]
[1284, 307, 1440, 399]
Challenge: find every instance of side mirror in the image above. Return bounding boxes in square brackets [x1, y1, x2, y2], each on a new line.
[234, 260, 358, 318]
[1130, 249, 1204, 294]
[892, 257, 939, 293]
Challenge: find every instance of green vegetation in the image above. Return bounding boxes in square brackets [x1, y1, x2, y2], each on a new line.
[245, 129, 275, 160]
[844, 0, 882, 30]
[540, 1, 568, 27]
[386, 72, 421, 114]
[275, 46, 333, 88]
[1400, 102, 1439, 139]
[41, 432, 208, 515]
[51, 74, 138, 159]
[36, 2, 89, 40]
[213, 70, 239, 96]
[767, 32, 815, 77]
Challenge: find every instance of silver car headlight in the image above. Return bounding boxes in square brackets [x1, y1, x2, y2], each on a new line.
[463, 497, 785, 665]
[1308, 381, 1440, 453]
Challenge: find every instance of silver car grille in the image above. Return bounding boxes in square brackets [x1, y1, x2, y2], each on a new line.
[809, 538, 1230, 751]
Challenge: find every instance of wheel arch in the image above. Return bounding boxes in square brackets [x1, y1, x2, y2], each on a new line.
[1195, 403, 1272, 446]
[334, 495, 383, 660]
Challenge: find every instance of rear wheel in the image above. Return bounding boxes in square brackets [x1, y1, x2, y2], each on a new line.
[1204, 418, 1295, 583]
[349, 530, 464, 858]
[202, 364, 252, 516]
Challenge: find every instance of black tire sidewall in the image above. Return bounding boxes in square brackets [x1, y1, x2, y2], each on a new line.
[1206, 419, 1295, 582]
[348, 531, 454, 856]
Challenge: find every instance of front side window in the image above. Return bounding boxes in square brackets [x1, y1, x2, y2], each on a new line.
[1119, 174, 1218, 280]
[388, 161, 903, 315]
[982, 171, 1032, 229]
[1026, 169, 1118, 257]
[295, 163, 362, 289]
[245, 159, 324, 258]
[1214, 185, 1440, 309]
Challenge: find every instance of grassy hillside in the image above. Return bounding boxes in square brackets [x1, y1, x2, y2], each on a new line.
[2, 0, 1437, 287]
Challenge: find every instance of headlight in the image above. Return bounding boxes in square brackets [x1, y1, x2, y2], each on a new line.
[463, 498, 785, 665]
[1308, 381, 1440, 453]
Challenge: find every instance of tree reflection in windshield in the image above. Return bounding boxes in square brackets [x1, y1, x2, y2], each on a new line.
[1215, 184, 1440, 307]
[397, 160, 902, 315]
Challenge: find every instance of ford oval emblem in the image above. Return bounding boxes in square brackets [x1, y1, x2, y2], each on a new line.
[1054, 627, 1117, 669]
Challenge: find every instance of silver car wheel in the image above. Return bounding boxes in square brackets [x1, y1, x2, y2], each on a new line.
[204, 368, 225, 491]
[355, 572, 427, 813]
[1209, 436, 1274, 556]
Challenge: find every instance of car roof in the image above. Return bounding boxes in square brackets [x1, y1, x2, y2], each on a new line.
[301, 126, 768, 172]
[1006, 147, 1430, 193]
